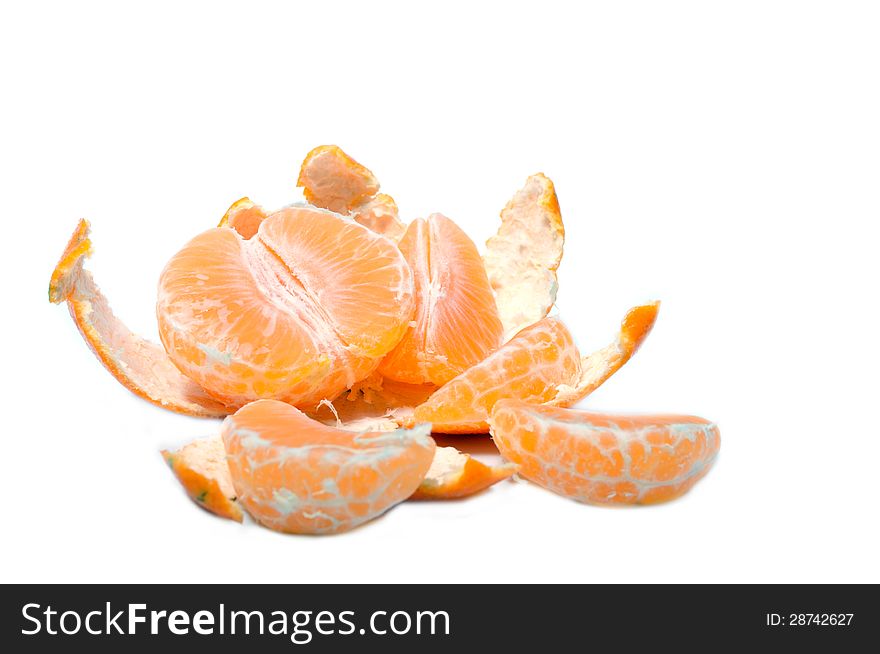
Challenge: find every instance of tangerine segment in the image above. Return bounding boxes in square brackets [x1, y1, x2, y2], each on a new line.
[379, 213, 503, 386]
[484, 174, 564, 337]
[411, 446, 518, 500]
[297, 145, 406, 240]
[411, 317, 581, 434]
[257, 208, 414, 357]
[162, 437, 242, 522]
[48, 220, 231, 418]
[490, 400, 720, 505]
[157, 207, 415, 409]
[553, 302, 660, 407]
[218, 197, 268, 239]
[222, 400, 435, 534]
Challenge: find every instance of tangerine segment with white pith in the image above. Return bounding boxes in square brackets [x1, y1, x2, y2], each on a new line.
[410, 302, 659, 434]
[490, 399, 720, 505]
[410, 317, 581, 434]
[379, 213, 503, 386]
[157, 206, 415, 409]
[222, 400, 435, 534]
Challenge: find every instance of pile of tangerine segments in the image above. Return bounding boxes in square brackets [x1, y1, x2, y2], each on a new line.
[49, 146, 720, 535]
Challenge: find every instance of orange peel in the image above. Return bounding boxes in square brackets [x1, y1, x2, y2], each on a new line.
[485, 174, 564, 337]
[552, 301, 660, 407]
[490, 399, 720, 505]
[297, 145, 406, 240]
[297, 145, 379, 213]
[411, 446, 517, 500]
[217, 196, 268, 239]
[162, 437, 243, 522]
[48, 219, 231, 418]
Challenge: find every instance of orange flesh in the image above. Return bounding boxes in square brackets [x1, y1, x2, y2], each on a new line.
[379, 213, 503, 386]
[156, 207, 415, 409]
[49, 219, 231, 418]
[490, 399, 720, 505]
[410, 302, 659, 433]
[222, 400, 435, 534]
[411, 317, 581, 433]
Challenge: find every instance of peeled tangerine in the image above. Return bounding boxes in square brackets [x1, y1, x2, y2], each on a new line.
[379, 213, 503, 386]
[49, 145, 715, 530]
[222, 400, 435, 534]
[490, 399, 720, 504]
[157, 206, 414, 410]
[411, 302, 659, 433]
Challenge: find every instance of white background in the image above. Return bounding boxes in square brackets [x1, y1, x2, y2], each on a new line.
[2, 1, 878, 583]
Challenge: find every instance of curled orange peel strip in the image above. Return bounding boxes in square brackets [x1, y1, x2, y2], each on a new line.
[162, 437, 243, 522]
[411, 446, 517, 500]
[297, 145, 407, 240]
[485, 174, 565, 338]
[49, 219, 232, 418]
[552, 301, 660, 407]
[297, 145, 379, 213]
[217, 196, 268, 239]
